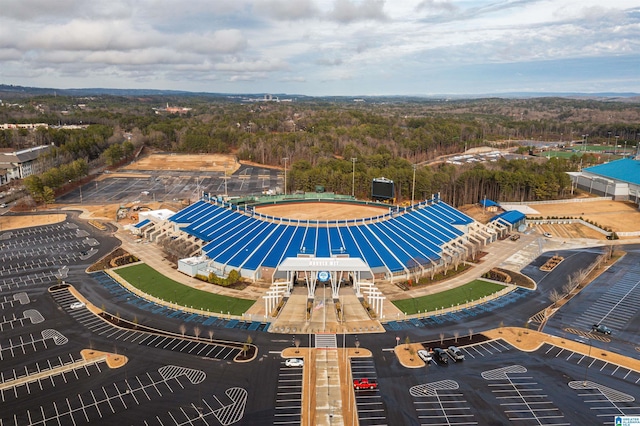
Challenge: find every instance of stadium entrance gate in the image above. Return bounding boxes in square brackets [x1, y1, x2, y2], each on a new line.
[265, 257, 385, 317]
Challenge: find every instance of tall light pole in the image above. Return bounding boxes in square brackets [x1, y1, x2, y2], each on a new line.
[351, 157, 357, 197]
[411, 164, 417, 206]
[615, 135, 619, 155]
[223, 169, 228, 197]
[607, 131, 611, 147]
[283, 157, 288, 195]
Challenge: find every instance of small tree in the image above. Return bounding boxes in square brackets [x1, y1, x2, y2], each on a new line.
[404, 336, 411, 350]
[208, 330, 214, 342]
[439, 332, 445, 345]
[194, 326, 201, 340]
[454, 331, 460, 343]
[42, 186, 55, 207]
[468, 328, 473, 340]
[179, 324, 186, 337]
[242, 335, 253, 358]
[549, 289, 562, 307]
[294, 338, 301, 353]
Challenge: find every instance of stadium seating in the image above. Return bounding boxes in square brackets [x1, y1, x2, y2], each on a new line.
[169, 199, 474, 278]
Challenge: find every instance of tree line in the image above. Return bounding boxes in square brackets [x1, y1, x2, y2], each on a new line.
[289, 155, 575, 205]
[3, 95, 638, 206]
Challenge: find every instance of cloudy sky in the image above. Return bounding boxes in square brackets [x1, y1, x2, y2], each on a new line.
[1, 0, 639, 96]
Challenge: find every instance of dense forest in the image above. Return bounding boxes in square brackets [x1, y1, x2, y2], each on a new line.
[1, 92, 638, 206]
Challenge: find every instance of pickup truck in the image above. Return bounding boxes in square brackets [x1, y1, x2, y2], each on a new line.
[353, 378, 378, 390]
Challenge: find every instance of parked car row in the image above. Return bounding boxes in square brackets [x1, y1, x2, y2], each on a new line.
[421, 346, 466, 365]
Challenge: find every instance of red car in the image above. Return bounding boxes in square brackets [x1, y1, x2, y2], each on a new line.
[353, 378, 378, 390]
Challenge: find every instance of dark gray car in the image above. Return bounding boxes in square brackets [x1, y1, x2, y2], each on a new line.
[433, 348, 449, 364]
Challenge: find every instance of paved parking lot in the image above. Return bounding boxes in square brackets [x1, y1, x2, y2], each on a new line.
[351, 357, 387, 425]
[58, 165, 281, 205]
[410, 379, 476, 425]
[0, 216, 277, 425]
[51, 285, 246, 361]
[273, 360, 303, 425]
[1, 206, 638, 424]
[482, 364, 569, 425]
[546, 249, 640, 353]
[371, 336, 640, 425]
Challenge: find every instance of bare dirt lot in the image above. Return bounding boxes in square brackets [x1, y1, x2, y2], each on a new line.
[460, 199, 639, 239]
[527, 199, 639, 232]
[122, 153, 240, 173]
[255, 202, 389, 221]
[0, 214, 66, 231]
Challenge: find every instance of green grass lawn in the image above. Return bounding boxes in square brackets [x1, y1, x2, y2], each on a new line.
[392, 280, 505, 315]
[114, 263, 255, 315]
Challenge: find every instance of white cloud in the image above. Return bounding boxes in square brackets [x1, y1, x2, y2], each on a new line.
[328, 0, 388, 23]
[415, 0, 458, 14]
[0, 0, 639, 95]
[178, 30, 248, 54]
[254, 0, 320, 20]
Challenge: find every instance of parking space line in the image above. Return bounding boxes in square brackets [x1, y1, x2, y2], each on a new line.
[483, 365, 569, 425]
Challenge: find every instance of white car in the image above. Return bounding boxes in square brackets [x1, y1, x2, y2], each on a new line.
[285, 358, 304, 367]
[543, 232, 553, 238]
[70, 302, 86, 310]
[417, 349, 432, 363]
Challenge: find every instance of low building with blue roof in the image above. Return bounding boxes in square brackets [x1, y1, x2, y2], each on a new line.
[569, 158, 640, 204]
[490, 210, 526, 233]
[479, 198, 500, 212]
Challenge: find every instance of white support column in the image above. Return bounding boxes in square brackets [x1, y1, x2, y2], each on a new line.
[307, 270, 316, 298]
[353, 271, 362, 297]
[285, 271, 293, 296]
[331, 273, 340, 299]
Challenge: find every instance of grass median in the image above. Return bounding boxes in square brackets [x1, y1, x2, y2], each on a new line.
[114, 263, 255, 316]
[392, 280, 505, 315]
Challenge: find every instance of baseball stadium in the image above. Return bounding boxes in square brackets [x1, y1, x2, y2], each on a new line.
[133, 186, 501, 323]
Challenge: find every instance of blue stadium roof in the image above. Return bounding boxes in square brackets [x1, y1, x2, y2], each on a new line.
[491, 210, 526, 225]
[168, 198, 475, 277]
[134, 218, 151, 228]
[480, 199, 499, 207]
[583, 158, 640, 186]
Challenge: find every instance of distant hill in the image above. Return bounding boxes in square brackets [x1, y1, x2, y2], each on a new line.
[0, 84, 638, 102]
